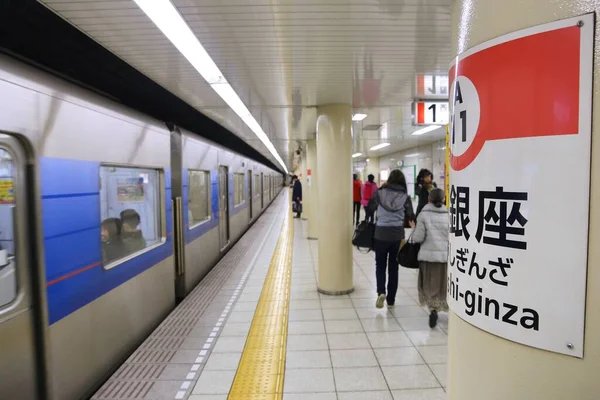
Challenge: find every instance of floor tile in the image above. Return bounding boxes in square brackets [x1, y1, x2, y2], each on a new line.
[324, 319, 364, 334]
[327, 333, 371, 350]
[191, 370, 236, 394]
[203, 352, 242, 370]
[389, 306, 428, 318]
[290, 300, 322, 310]
[360, 317, 403, 333]
[219, 322, 251, 337]
[374, 347, 425, 366]
[333, 367, 389, 392]
[415, 345, 448, 364]
[320, 298, 355, 309]
[391, 388, 447, 400]
[367, 331, 413, 348]
[283, 393, 337, 400]
[284, 368, 336, 393]
[226, 311, 255, 323]
[381, 366, 440, 390]
[323, 308, 359, 320]
[396, 317, 435, 331]
[286, 350, 332, 369]
[330, 349, 378, 368]
[188, 395, 227, 400]
[287, 334, 329, 351]
[338, 391, 393, 400]
[211, 336, 247, 353]
[429, 364, 448, 387]
[288, 320, 326, 335]
[406, 330, 448, 347]
[289, 309, 324, 321]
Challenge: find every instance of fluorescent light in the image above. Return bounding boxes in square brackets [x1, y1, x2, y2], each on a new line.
[352, 153, 363, 158]
[370, 143, 390, 151]
[352, 113, 367, 121]
[133, 0, 288, 173]
[411, 125, 442, 136]
[405, 153, 420, 157]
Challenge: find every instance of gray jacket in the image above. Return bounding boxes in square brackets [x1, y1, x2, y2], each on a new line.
[412, 203, 449, 263]
[370, 184, 414, 242]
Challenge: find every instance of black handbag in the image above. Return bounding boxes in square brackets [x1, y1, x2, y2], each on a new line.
[292, 201, 302, 213]
[352, 221, 375, 252]
[397, 233, 420, 269]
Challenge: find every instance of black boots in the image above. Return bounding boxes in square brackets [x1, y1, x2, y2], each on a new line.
[429, 310, 438, 328]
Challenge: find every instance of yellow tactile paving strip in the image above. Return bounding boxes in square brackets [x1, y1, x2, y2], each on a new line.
[227, 208, 293, 399]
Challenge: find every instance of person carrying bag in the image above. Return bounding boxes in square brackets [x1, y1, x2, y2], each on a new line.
[368, 169, 415, 309]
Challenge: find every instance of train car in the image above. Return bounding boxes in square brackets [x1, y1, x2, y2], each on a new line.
[0, 53, 283, 400]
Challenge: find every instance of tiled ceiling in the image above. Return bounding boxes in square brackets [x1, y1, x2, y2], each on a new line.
[40, 0, 452, 172]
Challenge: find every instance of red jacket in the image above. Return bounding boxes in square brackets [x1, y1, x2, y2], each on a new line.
[353, 180, 362, 202]
[361, 181, 378, 206]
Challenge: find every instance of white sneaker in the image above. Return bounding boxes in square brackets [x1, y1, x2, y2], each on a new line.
[376, 294, 386, 309]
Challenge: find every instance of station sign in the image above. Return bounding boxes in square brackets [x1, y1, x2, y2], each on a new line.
[416, 74, 449, 98]
[414, 101, 449, 125]
[448, 14, 593, 357]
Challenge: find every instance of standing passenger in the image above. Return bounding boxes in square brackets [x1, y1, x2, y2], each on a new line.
[352, 174, 362, 226]
[416, 169, 436, 216]
[120, 209, 147, 254]
[369, 169, 415, 308]
[412, 188, 449, 328]
[101, 218, 125, 264]
[361, 174, 377, 224]
[292, 175, 302, 219]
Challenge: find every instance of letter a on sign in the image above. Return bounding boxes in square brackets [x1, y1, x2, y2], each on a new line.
[447, 14, 593, 357]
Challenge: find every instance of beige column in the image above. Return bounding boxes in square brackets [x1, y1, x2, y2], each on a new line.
[306, 139, 318, 239]
[316, 104, 353, 294]
[448, 2, 600, 400]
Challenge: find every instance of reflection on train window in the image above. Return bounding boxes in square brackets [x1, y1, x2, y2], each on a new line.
[234, 173, 245, 206]
[99, 166, 162, 268]
[254, 175, 260, 197]
[188, 170, 210, 227]
[0, 148, 15, 308]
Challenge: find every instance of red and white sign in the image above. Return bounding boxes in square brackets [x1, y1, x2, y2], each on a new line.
[414, 101, 449, 125]
[448, 14, 593, 357]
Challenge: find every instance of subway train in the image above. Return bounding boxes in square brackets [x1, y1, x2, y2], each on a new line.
[0, 54, 284, 400]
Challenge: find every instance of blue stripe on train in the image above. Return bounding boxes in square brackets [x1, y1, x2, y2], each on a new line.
[41, 157, 173, 325]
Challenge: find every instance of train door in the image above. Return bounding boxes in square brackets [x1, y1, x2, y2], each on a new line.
[260, 172, 264, 209]
[0, 134, 47, 399]
[218, 166, 230, 250]
[247, 170, 252, 222]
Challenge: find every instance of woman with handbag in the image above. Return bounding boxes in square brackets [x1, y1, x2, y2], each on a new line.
[368, 169, 415, 309]
[412, 188, 449, 328]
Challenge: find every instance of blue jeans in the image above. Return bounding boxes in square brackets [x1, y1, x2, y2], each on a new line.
[375, 239, 400, 304]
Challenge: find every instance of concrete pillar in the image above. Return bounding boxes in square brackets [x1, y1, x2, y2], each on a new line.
[306, 139, 318, 239]
[448, 2, 600, 400]
[316, 104, 353, 294]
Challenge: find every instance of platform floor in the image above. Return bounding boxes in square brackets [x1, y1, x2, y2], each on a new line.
[96, 191, 448, 399]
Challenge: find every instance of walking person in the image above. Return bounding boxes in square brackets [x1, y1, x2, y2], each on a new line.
[416, 169, 437, 216]
[353, 174, 362, 226]
[369, 169, 415, 308]
[361, 174, 378, 224]
[412, 188, 449, 328]
[292, 175, 302, 218]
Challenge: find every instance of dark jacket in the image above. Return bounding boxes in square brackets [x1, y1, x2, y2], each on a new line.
[122, 230, 147, 255]
[416, 182, 437, 216]
[292, 180, 302, 202]
[369, 184, 414, 242]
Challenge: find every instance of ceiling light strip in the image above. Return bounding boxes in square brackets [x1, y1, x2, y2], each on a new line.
[133, 0, 288, 173]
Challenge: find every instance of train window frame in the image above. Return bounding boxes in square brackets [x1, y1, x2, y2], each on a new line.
[254, 174, 260, 197]
[187, 169, 211, 229]
[233, 173, 245, 206]
[0, 137, 24, 314]
[99, 164, 166, 271]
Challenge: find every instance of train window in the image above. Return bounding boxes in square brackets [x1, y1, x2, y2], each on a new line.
[99, 166, 163, 268]
[188, 170, 211, 227]
[254, 175, 260, 196]
[233, 173, 245, 206]
[0, 148, 16, 308]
